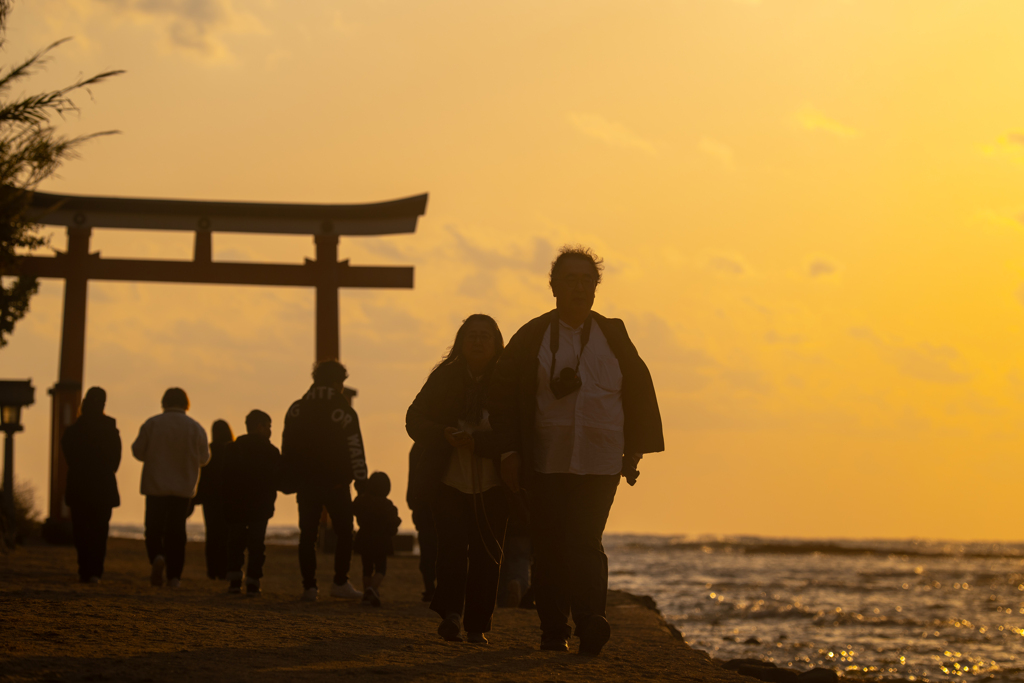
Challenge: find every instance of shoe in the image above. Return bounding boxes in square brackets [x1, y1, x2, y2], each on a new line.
[150, 555, 165, 587]
[577, 616, 611, 656]
[167, 578, 181, 589]
[467, 632, 488, 645]
[301, 587, 319, 602]
[437, 613, 462, 642]
[540, 637, 569, 652]
[329, 581, 362, 599]
[84, 576, 101, 585]
[228, 579, 242, 594]
[362, 587, 381, 607]
[246, 579, 261, 597]
[502, 579, 522, 608]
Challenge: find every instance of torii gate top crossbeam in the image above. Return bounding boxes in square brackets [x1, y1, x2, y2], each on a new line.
[29, 190, 429, 236]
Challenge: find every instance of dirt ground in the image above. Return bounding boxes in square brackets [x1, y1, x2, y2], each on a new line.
[0, 538, 754, 682]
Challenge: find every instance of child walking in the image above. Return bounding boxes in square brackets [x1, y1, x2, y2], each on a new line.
[352, 471, 401, 606]
[222, 410, 283, 596]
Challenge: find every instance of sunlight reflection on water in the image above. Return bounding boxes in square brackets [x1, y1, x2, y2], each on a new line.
[605, 535, 1024, 682]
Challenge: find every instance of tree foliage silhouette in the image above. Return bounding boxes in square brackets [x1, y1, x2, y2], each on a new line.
[0, 0, 122, 347]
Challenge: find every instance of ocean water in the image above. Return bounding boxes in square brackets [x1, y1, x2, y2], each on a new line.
[605, 535, 1024, 682]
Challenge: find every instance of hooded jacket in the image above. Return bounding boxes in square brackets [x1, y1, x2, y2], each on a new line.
[282, 383, 367, 491]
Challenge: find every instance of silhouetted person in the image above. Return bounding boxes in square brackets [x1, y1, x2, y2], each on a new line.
[352, 471, 401, 607]
[489, 245, 664, 655]
[132, 387, 210, 588]
[407, 315, 509, 644]
[407, 441, 438, 602]
[282, 360, 367, 601]
[62, 387, 121, 583]
[222, 410, 282, 596]
[194, 419, 234, 579]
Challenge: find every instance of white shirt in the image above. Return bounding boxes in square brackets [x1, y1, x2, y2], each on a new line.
[442, 411, 501, 494]
[533, 317, 625, 475]
[132, 409, 211, 498]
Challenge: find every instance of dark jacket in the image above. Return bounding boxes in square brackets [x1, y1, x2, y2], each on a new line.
[282, 383, 367, 492]
[221, 434, 283, 522]
[62, 413, 121, 509]
[405, 360, 501, 507]
[488, 310, 664, 488]
[193, 440, 230, 507]
[352, 493, 401, 556]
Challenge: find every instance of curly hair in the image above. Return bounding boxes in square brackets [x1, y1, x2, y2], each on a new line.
[548, 244, 604, 286]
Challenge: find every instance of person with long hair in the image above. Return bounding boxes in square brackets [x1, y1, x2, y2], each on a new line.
[406, 314, 509, 644]
[194, 419, 234, 579]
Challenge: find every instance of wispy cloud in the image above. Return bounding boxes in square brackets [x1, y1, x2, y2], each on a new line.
[567, 112, 656, 155]
[796, 106, 859, 138]
[808, 259, 837, 277]
[94, 0, 265, 58]
[851, 328, 969, 384]
[698, 137, 735, 169]
[981, 132, 1024, 165]
[708, 254, 747, 275]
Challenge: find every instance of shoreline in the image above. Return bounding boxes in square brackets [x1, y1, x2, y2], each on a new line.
[1, 538, 752, 682]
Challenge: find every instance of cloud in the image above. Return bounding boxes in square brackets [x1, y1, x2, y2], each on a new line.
[850, 327, 969, 384]
[981, 132, 1024, 164]
[94, 0, 264, 57]
[708, 254, 747, 275]
[698, 137, 735, 169]
[808, 259, 836, 277]
[796, 106, 859, 138]
[567, 112, 657, 155]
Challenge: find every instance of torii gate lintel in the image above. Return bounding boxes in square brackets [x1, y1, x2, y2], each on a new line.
[18, 190, 427, 538]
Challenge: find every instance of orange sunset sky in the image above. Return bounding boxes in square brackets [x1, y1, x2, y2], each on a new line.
[4, 0, 1024, 540]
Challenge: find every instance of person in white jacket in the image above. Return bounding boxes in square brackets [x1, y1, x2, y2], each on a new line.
[132, 387, 210, 587]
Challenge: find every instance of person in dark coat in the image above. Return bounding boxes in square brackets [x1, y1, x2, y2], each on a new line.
[62, 387, 121, 583]
[352, 471, 401, 607]
[194, 419, 234, 580]
[406, 314, 509, 645]
[488, 245, 664, 656]
[222, 410, 282, 596]
[282, 360, 368, 602]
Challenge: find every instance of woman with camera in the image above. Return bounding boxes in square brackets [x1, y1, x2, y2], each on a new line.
[406, 314, 509, 645]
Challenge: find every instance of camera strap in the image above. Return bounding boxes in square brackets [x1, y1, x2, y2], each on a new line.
[548, 311, 593, 385]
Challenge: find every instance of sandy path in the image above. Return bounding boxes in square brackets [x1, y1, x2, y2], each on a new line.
[0, 538, 753, 682]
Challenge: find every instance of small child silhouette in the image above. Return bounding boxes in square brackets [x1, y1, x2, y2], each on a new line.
[352, 471, 402, 606]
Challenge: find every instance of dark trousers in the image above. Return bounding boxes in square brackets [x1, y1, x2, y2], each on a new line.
[202, 502, 230, 579]
[227, 518, 269, 580]
[297, 485, 353, 590]
[144, 495, 191, 580]
[430, 484, 509, 633]
[70, 504, 112, 581]
[361, 552, 388, 577]
[530, 473, 619, 640]
[411, 506, 437, 593]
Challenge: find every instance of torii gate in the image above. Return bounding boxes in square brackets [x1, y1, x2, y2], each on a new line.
[18, 189, 427, 540]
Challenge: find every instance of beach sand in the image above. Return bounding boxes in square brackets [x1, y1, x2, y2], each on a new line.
[0, 538, 753, 682]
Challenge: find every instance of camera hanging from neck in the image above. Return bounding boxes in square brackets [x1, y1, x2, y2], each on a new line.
[549, 310, 593, 399]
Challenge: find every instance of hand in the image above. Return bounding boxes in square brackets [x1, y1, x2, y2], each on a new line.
[444, 427, 475, 451]
[501, 452, 521, 494]
[622, 453, 642, 486]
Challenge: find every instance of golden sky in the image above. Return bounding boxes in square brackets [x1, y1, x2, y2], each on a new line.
[5, 0, 1024, 540]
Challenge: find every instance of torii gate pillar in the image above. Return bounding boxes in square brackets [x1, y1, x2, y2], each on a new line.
[315, 233, 340, 362]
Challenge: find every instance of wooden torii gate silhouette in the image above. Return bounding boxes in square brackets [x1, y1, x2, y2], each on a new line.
[19, 189, 427, 539]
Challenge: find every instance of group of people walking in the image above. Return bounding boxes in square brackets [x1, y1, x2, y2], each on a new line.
[60, 244, 663, 657]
